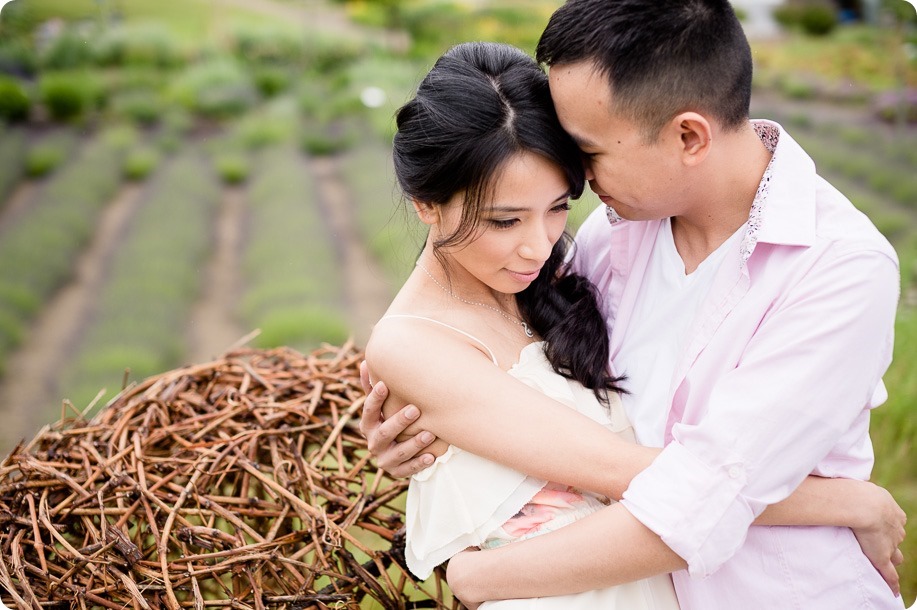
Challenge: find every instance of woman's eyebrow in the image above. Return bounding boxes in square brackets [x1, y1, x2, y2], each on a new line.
[488, 193, 571, 214]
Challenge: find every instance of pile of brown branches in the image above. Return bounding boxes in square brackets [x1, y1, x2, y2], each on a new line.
[0, 343, 454, 609]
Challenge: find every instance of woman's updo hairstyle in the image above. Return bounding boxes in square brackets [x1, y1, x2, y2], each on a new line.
[393, 41, 625, 401]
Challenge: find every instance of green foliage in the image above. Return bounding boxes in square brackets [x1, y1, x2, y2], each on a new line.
[0, 128, 129, 372]
[230, 24, 307, 65]
[302, 118, 360, 156]
[167, 58, 258, 119]
[238, 146, 348, 349]
[110, 89, 165, 126]
[0, 37, 39, 78]
[253, 66, 293, 98]
[0, 75, 30, 122]
[798, 4, 838, 36]
[25, 143, 64, 177]
[24, 130, 78, 178]
[254, 306, 350, 349]
[91, 21, 183, 67]
[122, 145, 161, 180]
[40, 25, 95, 70]
[214, 152, 250, 184]
[341, 141, 417, 285]
[38, 71, 102, 122]
[0, 126, 26, 202]
[59, 152, 221, 408]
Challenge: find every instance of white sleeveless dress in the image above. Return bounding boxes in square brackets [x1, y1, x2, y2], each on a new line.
[380, 315, 680, 609]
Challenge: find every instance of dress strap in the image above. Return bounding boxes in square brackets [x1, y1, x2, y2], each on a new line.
[378, 314, 499, 366]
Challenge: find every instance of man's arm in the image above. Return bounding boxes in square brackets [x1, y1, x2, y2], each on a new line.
[447, 502, 684, 604]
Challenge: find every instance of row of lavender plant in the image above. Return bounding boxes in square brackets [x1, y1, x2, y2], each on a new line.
[55, 151, 220, 412]
[0, 127, 133, 375]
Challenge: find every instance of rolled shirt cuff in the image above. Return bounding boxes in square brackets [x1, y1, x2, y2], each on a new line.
[620, 440, 756, 578]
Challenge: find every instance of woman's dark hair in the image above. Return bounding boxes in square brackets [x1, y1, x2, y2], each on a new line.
[393, 41, 624, 401]
[536, 0, 752, 141]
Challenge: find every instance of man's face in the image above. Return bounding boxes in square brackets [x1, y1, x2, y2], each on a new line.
[548, 62, 684, 221]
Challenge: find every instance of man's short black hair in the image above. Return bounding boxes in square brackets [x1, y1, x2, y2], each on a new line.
[536, 0, 753, 140]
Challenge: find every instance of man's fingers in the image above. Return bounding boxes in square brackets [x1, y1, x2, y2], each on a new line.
[892, 548, 904, 566]
[359, 360, 372, 395]
[376, 432, 436, 478]
[359, 381, 388, 438]
[877, 560, 900, 596]
[368, 405, 421, 453]
[387, 453, 437, 479]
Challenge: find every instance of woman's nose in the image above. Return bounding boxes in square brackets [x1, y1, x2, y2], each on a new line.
[519, 226, 553, 262]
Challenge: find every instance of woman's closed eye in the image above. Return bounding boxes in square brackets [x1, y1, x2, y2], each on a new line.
[488, 217, 520, 229]
[551, 201, 571, 214]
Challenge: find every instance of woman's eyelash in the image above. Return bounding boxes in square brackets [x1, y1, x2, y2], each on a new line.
[489, 218, 518, 229]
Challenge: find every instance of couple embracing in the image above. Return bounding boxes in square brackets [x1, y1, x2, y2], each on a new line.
[359, 0, 910, 608]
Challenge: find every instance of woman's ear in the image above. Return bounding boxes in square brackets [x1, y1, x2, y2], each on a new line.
[412, 199, 439, 225]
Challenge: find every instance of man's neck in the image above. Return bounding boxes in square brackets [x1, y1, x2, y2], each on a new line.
[671, 124, 772, 274]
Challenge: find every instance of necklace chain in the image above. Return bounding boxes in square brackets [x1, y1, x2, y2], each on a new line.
[416, 262, 535, 338]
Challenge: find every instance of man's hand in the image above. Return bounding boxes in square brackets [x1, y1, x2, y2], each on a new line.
[359, 361, 436, 478]
[850, 482, 906, 596]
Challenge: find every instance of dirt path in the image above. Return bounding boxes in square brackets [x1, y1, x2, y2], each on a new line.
[186, 185, 249, 362]
[0, 180, 40, 234]
[0, 184, 147, 455]
[311, 156, 393, 347]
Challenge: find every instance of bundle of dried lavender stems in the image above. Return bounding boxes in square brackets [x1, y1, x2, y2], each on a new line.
[0, 343, 455, 609]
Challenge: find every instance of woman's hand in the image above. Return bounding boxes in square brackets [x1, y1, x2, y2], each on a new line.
[849, 481, 906, 596]
[358, 361, 437, 478]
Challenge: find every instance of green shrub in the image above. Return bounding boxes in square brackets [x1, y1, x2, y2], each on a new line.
[91, 22, 182, 68]
[799, 5, 838, 35]
[301, 120, 357, 156]
[110, 89, 164, 126]
[0, 76, 29, 122]
[215, 153, 250, 184]
[24, 131, 77, 178]
[0, 37, 38, 78]
[168, 59, 258, 119]
[779, 76, 818, 100]
[41, 27, 94, 70]
[123, 146, 161, 181]
[253, 66, 292, 97]
[25, 144, 65, 177]
[39, 72, 101, 121]
[231, 25, 305, 65]
[254, 307, 350, 349]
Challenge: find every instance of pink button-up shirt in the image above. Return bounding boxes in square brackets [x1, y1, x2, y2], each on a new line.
[573, 121, 902, 609]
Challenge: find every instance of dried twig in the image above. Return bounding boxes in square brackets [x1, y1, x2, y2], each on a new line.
[1, 345, 456, 610]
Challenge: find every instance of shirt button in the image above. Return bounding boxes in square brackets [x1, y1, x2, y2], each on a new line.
[727, 465, 742, 479]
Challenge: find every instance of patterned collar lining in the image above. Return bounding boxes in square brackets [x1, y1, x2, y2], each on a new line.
[739, 122, 779, 264]
[604, 121, 780, 266]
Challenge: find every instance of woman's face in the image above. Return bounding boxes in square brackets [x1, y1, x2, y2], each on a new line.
[434, 151, 572, 296]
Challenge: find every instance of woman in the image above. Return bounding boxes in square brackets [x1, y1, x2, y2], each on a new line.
[364, 42, 902, 609]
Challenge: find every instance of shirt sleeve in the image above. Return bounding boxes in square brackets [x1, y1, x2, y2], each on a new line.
[620, 245, 900, 578]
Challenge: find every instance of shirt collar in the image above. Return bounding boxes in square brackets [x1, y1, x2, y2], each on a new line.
[742, 120, 817, 261]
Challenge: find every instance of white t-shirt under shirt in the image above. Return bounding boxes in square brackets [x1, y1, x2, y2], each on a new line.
[618, 217, 746, 447]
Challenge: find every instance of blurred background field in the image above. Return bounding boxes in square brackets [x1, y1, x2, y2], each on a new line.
[0, 0, 915, 602]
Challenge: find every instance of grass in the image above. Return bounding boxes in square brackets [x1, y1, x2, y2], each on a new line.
[9, 0, 293, 45]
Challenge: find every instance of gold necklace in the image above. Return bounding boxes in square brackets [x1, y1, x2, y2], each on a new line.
[416, 262, 535, 338]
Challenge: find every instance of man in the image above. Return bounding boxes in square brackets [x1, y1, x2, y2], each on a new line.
[360, 0, 906, 607]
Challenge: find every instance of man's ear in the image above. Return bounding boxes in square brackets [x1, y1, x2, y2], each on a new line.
[412, 199, 439, 225]
[670, 112, 713, 167]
